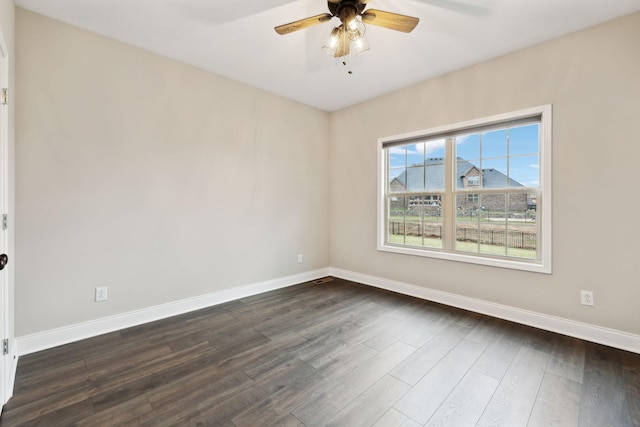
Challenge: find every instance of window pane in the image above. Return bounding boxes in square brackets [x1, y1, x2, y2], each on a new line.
[388, 196, 442, 249]
[409, 195, 443, 249]
[456, 159, 480, 190]
[387, 196, 407, 245]
[388, 195, 405, 219]
[455, 191, 539, 260]
[389, 152, 404, 168]
[479, 193, 507, 256]
[424, 139, 445, 192]
[509, 124, 539, 156]
[481, 158, 509, 189]
[456, 133, 480, 161]
[420, 213, 443, 249]
[425, 165, 445, 191]
[388, 142, 423, 168]
[405, 166, 425, 192]
[387, 140, 445, 193]
[389, 167, 407, 193]
[457, 194, 512, 257]
[389, 145, 408, 168]
[482, 129, 507, 158]
[456, 193, 480, 214]
[455, 194, 479, 253]
[509, 155, 539, 188]
[425, 138, 446, 159]
[506, 193, 537, 259]
[406, 143, 424, 166]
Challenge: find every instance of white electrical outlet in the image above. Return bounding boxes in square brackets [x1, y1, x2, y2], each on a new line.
[580, 290, 593, 306]
[298, 254, 303, 264]
[95, 287, 108, 302]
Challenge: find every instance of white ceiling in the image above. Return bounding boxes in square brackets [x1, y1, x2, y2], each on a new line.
[15, 0, 640, 111]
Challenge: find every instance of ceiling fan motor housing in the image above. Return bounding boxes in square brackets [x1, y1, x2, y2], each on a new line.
[329, 0, 366, 22]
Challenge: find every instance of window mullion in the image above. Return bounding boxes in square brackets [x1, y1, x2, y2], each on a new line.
[443, 137, 455, 251]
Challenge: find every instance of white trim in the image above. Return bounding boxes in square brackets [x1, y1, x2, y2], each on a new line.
[376, 245, 551, 274]
[8, 342, 16, 392]
[378, 107, 547, 146]
[330, 267, 640, 354]
[16, 268, 330, 356]
[0, 24, 10, 409]
[15, 265, 640, 357]
[539, 104, 553, 271]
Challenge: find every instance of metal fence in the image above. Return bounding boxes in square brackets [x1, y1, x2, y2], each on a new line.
[389, 222, 442, 238]
[389, 221, 536, 250]
[455, 227, 536, 250]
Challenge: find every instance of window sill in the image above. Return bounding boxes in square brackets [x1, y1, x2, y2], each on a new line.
[378, 243, 551, 274]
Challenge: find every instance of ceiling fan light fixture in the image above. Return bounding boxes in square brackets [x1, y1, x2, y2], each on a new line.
[276, 0, 418, 64]
[346, 17, 365, 39]
[346, 17, 358, 31]
[322, 26, 343, 56]
[351, 32, 369, 56]
[322, 17, 368, 58]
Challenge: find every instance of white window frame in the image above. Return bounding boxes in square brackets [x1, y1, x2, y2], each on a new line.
[377, 105, 552, 274]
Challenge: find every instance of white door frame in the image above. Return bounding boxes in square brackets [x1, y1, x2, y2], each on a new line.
[0, 23, 11, 410]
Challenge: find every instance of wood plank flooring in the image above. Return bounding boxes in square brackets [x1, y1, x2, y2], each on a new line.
[1, 277, 639, 426]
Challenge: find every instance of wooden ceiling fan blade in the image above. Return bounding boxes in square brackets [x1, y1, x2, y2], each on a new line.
[361, 9, 419, 33]
[274, 13, 333, 35]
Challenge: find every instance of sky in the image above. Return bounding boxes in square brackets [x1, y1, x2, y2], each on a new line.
[388, 123, 540, 188]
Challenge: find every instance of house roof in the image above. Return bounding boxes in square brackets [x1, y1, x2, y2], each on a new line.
[391, 157, 523, 191]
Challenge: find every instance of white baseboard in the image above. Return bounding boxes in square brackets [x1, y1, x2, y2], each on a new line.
[16, 268, 330, 356]
[15, 266, 640, 357]
[330, 267, 640, 354]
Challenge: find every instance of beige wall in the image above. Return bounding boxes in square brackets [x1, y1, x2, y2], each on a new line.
[1, 0, 15, 346]
[329, 12, 640, 335]
[15, 9, 329, 336]
[14, 7, 640, 339]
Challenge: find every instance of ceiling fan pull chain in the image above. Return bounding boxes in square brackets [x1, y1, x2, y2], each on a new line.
[345, 60, 353, 75]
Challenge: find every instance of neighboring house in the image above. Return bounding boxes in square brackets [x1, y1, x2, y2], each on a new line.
[389, 157, 529, 214]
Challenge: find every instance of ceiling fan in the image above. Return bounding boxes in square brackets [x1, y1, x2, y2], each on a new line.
[274, 0, 419, 57]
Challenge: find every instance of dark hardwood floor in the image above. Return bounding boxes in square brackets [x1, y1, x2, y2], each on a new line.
[1, 277, 639, 426]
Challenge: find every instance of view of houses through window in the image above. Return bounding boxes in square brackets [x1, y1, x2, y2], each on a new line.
[379, 106, 551, 272]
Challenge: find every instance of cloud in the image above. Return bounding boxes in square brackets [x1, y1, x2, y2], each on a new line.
[389, 139, 445, 157]
[426, 139, 446, 156]
[389, 146, 413, 156]
[456, 134, 473, 145]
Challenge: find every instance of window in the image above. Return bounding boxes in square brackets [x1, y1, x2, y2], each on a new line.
[377, 105, 552, 273]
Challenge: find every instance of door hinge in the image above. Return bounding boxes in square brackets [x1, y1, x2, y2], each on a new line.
[2, 339, 8, 356]
[2, 214, 6, 230]
[1, 88, 7, 105]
